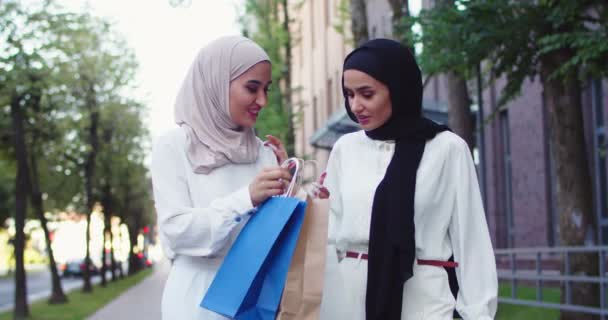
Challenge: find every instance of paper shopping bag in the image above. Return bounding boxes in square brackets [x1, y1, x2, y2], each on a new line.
[277, 195, 329, 320]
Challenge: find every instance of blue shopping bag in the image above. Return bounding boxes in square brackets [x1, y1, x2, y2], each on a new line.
[201, 195, 307, 320]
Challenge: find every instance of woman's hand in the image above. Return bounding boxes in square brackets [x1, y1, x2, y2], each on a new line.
[249, 166, 293, 207]
[264, 135, 288, 165]
[311, 172, 330, 199]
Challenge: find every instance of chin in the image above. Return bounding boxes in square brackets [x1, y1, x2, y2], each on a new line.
[360, 123, 378, 131]
[233, 118, 256, 129]
[241, 122, 256, 129]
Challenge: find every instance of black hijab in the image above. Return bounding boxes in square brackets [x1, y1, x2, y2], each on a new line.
[342, 39, 449, 320]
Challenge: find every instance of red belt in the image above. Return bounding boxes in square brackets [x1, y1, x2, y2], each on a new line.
[345, 251, 459, 268]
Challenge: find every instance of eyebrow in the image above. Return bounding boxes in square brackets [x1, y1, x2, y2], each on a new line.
[246, 80, 273, 86]
[344, 85, 374, 91]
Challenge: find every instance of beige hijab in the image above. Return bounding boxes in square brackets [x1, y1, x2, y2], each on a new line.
[174, 36, 270, 174]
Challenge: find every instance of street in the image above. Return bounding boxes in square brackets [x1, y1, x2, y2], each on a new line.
[0, 269, 108, 312]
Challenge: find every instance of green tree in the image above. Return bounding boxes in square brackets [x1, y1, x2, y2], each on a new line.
[97, 99, 149, 283]
[349, 0, 369, 46]
[53, 11, 139, 292]
[0, 0, 78, 315]
[406, 1, 608, 318]
[240, 0, 296, 156]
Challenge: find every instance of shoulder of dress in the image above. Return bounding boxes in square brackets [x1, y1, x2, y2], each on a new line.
[154, 127, 187, 148]
[430, 131, 469, 152]
[333, 130, 365, 149]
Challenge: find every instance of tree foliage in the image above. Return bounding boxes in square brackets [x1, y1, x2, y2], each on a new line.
[0, 0, 152, 313]
[403, 0, 608, 106]
[239, 0, 296, 155]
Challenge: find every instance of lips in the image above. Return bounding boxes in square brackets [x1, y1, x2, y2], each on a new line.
[356, 115, 371, 125]
[248, 108, 260, 119]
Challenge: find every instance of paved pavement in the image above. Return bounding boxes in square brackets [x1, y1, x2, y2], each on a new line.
[87, 259, 170, 320]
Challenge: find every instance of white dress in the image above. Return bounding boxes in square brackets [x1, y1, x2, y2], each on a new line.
[319, 130, 498, 320]
[151, 127, 278, 320]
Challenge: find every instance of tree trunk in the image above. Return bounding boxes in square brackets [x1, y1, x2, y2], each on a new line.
[114, 215, 125, 279]
[83, 81, 99, 293]
[434, 0, 475, 151]
[99, 189, 107, 288]
[10, 92, 30, 319]
[100, 184, 115, 285]
[127, 214, 142, 276]
[29, 154, 68, 304]
[100, 230, 107, 287]
[541, 49, 599, 320]
[349, 0, 369, 46]
[27, 87, 68, 304]
[117, 175, 130, 279]
[110, 226, 117, 281]
[388, 0, 412, 46]
[446, 71, 475, 151]
[281, 0, 295, 156]
[117, 226, 125, 279]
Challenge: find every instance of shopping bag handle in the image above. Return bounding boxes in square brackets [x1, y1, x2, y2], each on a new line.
[280, 157, 301, 197]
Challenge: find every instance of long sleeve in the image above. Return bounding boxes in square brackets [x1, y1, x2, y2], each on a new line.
[324, 139, 344, 251]
[448, 140, 498, 319]
[151, 133, 255, 259]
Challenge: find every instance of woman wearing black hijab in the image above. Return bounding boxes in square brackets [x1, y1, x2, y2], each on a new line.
[318, 39, 497, 320]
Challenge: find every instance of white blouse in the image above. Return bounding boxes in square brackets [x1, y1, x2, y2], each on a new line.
[321, 130, 498, 320]
[151, 127, 277, 320]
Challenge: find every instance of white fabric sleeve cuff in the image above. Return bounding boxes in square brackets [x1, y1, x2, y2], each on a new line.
[220, 185, 256, 224]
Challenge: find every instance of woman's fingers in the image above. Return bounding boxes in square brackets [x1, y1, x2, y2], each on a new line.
[264, 180, 286, 190]
[250, 166, 294, 206]
[311, 172, 329, 199]
[318, 171, 327, 185]
[311, 182, 330, 199]
[264, 135, 288, 164]
[317, 186, 330, 199]
[265, 188, 285, 197]
[265, 134, 283, 146]
[260, 167, 292, 182]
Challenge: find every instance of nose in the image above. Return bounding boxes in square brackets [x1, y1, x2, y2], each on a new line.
[255, 90, 268, 107]
[350, 95, 364, 114]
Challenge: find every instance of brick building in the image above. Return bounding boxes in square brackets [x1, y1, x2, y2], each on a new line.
[290, 0, 608, 249]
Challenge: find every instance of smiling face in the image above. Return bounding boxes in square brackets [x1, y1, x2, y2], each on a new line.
[228, 61, 272, 129]
[343, 69, 392, 131]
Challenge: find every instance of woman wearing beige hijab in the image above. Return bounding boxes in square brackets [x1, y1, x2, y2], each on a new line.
[151, 35, 291, 320]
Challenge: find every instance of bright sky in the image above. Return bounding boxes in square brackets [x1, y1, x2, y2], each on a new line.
[52, 0, 422, 148]
[56, 0, 243, 143]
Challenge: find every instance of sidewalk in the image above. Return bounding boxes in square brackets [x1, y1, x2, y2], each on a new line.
[87, 259, 170, 320]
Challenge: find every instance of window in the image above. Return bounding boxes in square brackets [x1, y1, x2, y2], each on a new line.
[500, 110, 514, 248]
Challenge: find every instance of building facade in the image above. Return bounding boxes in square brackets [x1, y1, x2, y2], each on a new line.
[290, 0, 608, 248]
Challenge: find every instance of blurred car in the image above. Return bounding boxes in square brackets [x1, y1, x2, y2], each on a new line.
[135, 252, 153, 268]
[58, 259, 100, 277]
